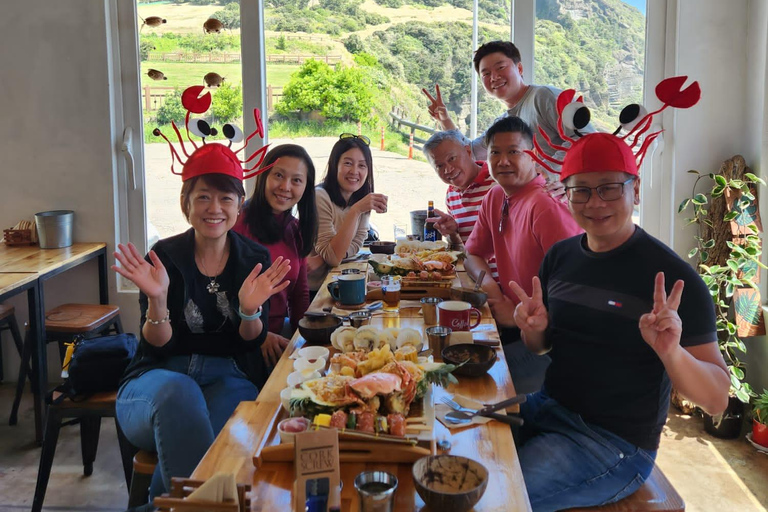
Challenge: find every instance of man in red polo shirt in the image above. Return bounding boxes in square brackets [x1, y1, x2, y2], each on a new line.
[465, 116, 582, 393]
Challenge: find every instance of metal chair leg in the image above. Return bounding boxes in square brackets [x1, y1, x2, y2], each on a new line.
[32, 406, 62, 512]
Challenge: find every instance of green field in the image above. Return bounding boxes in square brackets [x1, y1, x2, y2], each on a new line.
[141, 61, 300, 89]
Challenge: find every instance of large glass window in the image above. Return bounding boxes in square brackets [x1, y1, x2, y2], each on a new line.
[534, 0, 646, 223]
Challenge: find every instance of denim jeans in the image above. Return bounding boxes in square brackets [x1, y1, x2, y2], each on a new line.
[116, 355, 258, 499]
[516, 391, 656, 512]
[501, 329, 551, 395]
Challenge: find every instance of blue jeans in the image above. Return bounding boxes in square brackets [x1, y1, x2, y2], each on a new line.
[116, 355, 258, 499]
[516, 391, 656, 512]
[501, 330, 551, 395]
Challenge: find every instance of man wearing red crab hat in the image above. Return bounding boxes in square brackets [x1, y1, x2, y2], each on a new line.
[508, 77, 730, 510]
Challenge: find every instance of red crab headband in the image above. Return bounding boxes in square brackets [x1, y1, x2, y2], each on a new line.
[526, 76, 701, 181]
[152, 85, 274, 181]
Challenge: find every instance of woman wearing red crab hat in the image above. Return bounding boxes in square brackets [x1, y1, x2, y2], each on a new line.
[508, 77, 730, 511]
[112, 86, 291, 505]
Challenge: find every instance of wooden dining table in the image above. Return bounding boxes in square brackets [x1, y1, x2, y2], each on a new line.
[0, 242, 109, 441]
[192, 259, 532, 511]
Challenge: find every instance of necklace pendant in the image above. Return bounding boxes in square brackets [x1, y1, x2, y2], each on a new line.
[206, 280, 220, 294]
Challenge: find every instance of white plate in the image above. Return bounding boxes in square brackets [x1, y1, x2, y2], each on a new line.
[746, 433, 768, 454]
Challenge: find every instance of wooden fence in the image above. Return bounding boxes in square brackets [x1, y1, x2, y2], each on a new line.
[388, 106, 437, 150]
[141, 85, 284, 112]
[146, 52, 341, 65]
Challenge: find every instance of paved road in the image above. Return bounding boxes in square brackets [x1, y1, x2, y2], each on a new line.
[145, 136, 448, 243]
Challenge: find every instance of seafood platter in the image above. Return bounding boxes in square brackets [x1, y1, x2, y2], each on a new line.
[255, 326, 459, 464]
[368, 240, 463, 284]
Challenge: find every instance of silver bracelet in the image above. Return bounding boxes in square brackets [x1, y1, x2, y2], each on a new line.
[146, 309, 170, 325]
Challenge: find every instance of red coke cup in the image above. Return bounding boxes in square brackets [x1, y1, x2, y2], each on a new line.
[437, 300, 481, 331]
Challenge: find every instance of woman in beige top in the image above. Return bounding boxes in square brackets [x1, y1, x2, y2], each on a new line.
[307, 134, 388, 291]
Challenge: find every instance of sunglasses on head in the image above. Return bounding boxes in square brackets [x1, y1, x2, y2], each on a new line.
[340, 133, 371, 146]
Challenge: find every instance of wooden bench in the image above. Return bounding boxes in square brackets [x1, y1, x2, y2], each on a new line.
[568, 465, 684, 511]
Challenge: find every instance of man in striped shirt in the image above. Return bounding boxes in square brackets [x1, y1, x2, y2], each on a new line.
[423, 130, 500, 280]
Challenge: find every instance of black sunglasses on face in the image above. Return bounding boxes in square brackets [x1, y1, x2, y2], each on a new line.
[339, 133, 371, 146]
[564, 177, 635, 204]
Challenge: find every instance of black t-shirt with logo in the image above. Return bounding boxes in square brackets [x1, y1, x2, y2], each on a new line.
[540, 227, 716, 450]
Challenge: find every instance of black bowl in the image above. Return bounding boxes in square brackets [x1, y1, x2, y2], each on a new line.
[369, 241, 396, 255]
[298, 314, 342, 345]
[441, 344, 497, 377]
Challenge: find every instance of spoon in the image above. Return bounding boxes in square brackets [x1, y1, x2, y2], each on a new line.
[473, 270, 486, 292]
[445, 410, 523, 426]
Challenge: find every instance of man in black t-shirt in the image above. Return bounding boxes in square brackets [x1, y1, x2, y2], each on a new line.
[509, 132, 730, 511]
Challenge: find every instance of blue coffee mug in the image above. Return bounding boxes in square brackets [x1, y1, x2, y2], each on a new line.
[327, 274, 366, 305]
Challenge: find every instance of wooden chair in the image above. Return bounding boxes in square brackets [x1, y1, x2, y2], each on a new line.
[23, 303, 132, 512]
[568, 465, 685, 511]
[10, 303, 123, 427]
[153, 477, 251, 512]
[128, 449, 158, 508]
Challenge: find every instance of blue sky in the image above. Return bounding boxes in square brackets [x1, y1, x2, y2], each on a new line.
[621, 0, 647, 14]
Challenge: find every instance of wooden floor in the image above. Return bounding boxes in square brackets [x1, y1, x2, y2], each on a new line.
[0, 384, 766, 511]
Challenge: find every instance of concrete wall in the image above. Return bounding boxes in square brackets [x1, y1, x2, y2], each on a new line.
[0, 0, 139, 381]
[667, 0, 767, 392]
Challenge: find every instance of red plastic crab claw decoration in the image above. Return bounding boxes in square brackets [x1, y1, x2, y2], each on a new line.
[153, 85, 273, 182]
[525, 75, 701, 180]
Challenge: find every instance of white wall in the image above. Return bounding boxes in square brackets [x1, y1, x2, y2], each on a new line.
[0, 0, 139, 381]
[667, 0, 767, 391]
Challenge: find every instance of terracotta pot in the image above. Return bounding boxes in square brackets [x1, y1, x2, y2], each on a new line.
[753, 419, 768, 447]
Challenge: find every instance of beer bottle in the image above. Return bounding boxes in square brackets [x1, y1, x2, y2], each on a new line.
[423, 200, 438, 241]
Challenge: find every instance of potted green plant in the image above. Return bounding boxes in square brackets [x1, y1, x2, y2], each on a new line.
[753, 389, 768, 448]
[678, 156, 765, 437]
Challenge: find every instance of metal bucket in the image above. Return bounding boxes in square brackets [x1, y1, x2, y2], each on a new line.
[35, 210, 74, 249]
[409, 210, 427, 241]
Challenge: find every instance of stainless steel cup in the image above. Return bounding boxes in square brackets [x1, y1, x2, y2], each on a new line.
[426, 325, 452, 361]
[354, 471, 398, 512]
[342, 268, 362, 275]
[420, 297, 443, 325]
[348, 310, 372, 328]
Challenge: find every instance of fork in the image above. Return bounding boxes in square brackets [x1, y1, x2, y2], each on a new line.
[440, 397, 477, 414]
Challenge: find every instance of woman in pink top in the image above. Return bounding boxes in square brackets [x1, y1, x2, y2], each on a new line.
[235, 144, 317, 368]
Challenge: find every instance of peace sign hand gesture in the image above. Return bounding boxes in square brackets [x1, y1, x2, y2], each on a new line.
[509, 277, 549, 333]
[112, 243, 170, 300]
[422, 84, 451, 125]
[639, 272, 684, 358]
[239, 256, 292, 316]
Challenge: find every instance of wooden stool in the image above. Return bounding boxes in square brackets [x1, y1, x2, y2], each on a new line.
[32, 390, 135, 512]
[567, 465, 684, 511]
[10, 303, 123, 429]
[128, 449, 158, 508]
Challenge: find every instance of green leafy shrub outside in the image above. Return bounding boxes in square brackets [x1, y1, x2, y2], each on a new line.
[155, 88, 187, 126]
[211, 82, 243, 123]
[276, 60, 376, 123]
[211, 2, 241, 29]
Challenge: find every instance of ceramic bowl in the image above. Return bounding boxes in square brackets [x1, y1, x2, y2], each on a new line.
[298, 345, 330, 362]
[298, 314, 342, 345]
[369, 241, 397, 254]
[441, 344, 497, 377]
[278, 417, 311, 443]
[287, 369, 320, 388]
[412, 455, 489, 512]
[280, 387, 293, 412]
[449, 287, 488, 308]
[293, 357, 326, 373]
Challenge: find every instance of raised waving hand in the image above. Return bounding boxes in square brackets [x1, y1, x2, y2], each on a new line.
[509, 277, 549, 333]
[639, 272, 684, 358]
[422, 84, 454, 128]
[238, 256, 292, 315]
[112, 243, 170, 300]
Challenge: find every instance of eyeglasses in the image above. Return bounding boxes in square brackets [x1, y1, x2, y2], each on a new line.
[498, 198, 509, 233]
[340, 133, 371, 146]
[564, 178, 635, 204]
